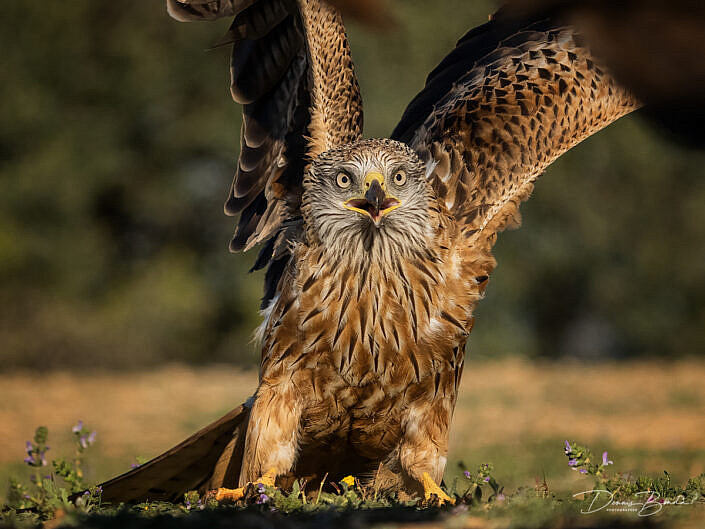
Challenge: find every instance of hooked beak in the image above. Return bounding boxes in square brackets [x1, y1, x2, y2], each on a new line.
[343, 171, 401, 226]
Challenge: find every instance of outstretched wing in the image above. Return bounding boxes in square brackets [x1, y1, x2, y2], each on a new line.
[391, 8, 638, 252]
[509, 0, 705, 146]
[167, 0, 363, 306]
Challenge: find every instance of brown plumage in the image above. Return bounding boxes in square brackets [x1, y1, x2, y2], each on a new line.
[507, 0, 705, 146]
[98, 1, 637, 504]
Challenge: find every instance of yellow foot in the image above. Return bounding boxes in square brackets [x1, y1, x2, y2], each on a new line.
[213, 468, 277, 502]
[214, 486, 245, 502]
[422, 472, 454, 505]
[256, 467, 277, 488]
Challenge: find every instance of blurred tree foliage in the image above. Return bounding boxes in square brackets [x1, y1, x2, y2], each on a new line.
[1, 1, 704, 370]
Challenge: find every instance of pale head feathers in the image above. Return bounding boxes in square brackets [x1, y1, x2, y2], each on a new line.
[301, 139, 435, 262]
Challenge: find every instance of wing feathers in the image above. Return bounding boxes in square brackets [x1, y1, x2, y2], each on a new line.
[393, 14, 560, 144]
[297, 0, 363, 157]
[230, 14, 301, 104]
[166, 0, 251, 22]
[220, 0, 292, 44]
[96, 405, 249, 503]
[170, 0, 363, 307]
[392, 9, 638, 250]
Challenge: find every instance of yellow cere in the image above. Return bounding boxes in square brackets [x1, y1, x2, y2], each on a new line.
[363, 171, 385, 189]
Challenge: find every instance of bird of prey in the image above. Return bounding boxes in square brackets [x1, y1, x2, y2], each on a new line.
[97, 0, 637, 504]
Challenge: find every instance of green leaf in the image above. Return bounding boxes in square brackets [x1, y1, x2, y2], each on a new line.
[34, 426, 48, 445]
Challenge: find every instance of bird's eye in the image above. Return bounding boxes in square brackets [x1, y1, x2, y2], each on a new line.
[393, 171, 407, 186]
[336, 172, 351, 189]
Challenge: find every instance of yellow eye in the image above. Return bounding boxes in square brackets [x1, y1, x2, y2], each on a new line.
[336, 172, 351, 189]
[393, 170, 407, 186]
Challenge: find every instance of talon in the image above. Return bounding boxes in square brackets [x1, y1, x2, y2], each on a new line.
[212, 468, 278, 503]
[422, 472, 454, 505]
[214, 486, 245, 502]
[257, 467, 277, 488]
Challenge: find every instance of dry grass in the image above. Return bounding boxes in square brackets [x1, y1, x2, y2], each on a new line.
[456, 357, 705, 451]
[452, 358, 705, 491]
[1, 358, 704, 492]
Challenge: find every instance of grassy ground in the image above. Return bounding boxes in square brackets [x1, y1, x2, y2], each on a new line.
[2, 358, 704, 526]
[2, 359, 704, 491]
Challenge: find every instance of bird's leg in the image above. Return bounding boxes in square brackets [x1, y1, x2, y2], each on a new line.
[213, 383, 301, 502]
[399, 400, 454, 504]
[420, 472, 452, 504]
[219, 383, 302, 500]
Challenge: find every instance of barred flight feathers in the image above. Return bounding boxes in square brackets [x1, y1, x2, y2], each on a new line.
[508, 0, 705, 146]
[168, 0, 363, 309]
[392, 8, 639, 251]
[95, 405, 249, 503]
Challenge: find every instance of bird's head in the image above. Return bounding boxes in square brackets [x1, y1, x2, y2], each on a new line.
[302, 139, 433, 255]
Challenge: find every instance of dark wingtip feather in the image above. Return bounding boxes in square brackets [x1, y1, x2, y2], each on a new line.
[229, 193, 267, 252]
[230, 16, 301, 105]
[391, 7, 561, 143]
[250, 235, 276, 271]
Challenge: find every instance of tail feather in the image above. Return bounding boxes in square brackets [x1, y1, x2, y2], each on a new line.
[98, 404, 249, 504]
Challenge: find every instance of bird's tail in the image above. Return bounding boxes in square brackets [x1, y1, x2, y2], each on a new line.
[97, 404, 249, 504]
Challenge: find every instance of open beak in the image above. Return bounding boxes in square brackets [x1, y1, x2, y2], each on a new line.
[343, 171, 401, 226]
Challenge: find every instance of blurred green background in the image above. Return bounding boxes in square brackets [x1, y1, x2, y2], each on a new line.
[2, 0, 705, 371]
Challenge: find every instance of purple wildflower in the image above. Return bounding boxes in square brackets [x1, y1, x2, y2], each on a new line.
[483, 476, 490, 482]
[131, 462, 141, 469]
[24, 441, 36, 465]
[256, 493, 269, 504]
[564, 440, 571, 454]
[579, 469, 588, 474]
[79, 432, 96, 448]
[24, 444, 49, 466]
[463, 470, 471, 479]
[96, 486, 103, 494]
[568, 459, 578, 466]
[646, 494, 655, 503]
[72, 421, 83, 434]
[256, 483, 266, 494]
[602, 451, 613, 466]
